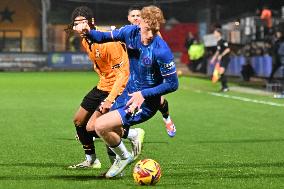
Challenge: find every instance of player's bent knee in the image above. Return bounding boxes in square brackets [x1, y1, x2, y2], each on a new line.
[93, 120, 106, 136]
[86, 120, 94, 132]
[73, 118, 83, 127]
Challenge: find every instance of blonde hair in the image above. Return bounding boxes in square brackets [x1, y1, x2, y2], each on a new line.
[141, 5, 165, 31]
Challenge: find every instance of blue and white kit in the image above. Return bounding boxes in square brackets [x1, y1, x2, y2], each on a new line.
[88, 25, 179, 127]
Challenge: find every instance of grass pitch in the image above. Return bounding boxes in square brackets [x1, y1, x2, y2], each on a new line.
[0, 72, 283, 189]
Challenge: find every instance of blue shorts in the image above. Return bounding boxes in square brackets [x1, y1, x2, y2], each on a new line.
[111, 90, 160, 128]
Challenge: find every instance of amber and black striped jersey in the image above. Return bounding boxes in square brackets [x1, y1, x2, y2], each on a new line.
[82, 39, 129, 102]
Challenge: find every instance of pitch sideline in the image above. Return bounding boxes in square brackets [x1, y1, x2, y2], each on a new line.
[193, 89, 284, 107]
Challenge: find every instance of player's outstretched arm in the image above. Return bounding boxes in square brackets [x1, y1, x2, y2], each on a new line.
[73, 22, 114, 42]
[87, 25, 135, 44]
[87, 30, 114, 43]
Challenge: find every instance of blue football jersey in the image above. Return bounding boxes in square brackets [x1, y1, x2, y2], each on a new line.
[111, 25, 177, 93]
[89, 25, 178, 97]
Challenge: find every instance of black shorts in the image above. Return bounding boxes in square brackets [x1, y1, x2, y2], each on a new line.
[80, 87, 109, 113]
[220, 56, 230, 69]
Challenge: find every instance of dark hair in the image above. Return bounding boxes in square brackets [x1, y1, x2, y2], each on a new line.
[214, 28, 222, 35]
[65, 6, 95, 41]
[128, 5, 141, 14]
[214, 23, 222, 29]
[71, 6, 94, 22]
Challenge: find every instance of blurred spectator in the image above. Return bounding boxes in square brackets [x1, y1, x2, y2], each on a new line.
[68, 34, 81, 52]
[268, 31, 284, 82]
[240, 44, 254, 81]
[260, 5, 273, 35]
[187, 39, 206, 73]
[254, 42, 264, 55]
[183, 31, 195, 66]
[184, 31, 195, 50]
[263, 41, 273, 55]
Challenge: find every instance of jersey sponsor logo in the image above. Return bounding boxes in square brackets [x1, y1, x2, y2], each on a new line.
[112, 61, 124, 69]
[161, 61, 175, 70]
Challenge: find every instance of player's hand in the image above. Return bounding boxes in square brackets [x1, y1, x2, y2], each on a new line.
[99, 100, 112, 114]
[73, 22, 90, 36]
[126, 91, 145, 114]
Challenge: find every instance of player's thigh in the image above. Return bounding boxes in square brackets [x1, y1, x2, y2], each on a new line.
[86, 111, 102, 129]
[94, 110, 123, 132]
[73, 106, 92, 126]
[75, 87, 108, 126]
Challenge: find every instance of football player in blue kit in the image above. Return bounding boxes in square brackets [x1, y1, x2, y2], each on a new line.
[127, 5, 177, 137]
[73, 5, 179, 178]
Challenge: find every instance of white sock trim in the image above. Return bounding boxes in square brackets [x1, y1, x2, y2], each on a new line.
[110, 141, 130, 159]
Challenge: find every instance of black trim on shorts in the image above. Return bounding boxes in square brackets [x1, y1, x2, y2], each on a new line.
[80, 86, 109, 113]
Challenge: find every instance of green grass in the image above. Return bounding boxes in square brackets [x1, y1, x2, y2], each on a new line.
[0, 72, 283, 189]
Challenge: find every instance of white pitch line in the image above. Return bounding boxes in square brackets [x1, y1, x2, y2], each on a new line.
[209, 92, 284, 107]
